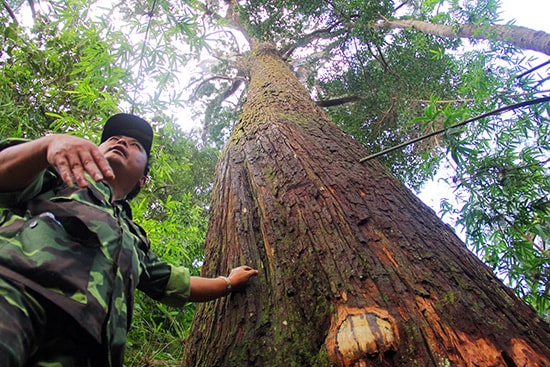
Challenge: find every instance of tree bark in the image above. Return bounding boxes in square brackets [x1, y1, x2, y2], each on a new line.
[182, 42, 550, 366]
[373, 19, 550, 56]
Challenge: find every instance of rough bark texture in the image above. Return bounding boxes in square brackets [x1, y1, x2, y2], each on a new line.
[374, 19, 550, 56]
[182, 42, 550, 366]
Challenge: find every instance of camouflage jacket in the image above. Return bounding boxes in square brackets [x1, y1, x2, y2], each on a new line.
[0, 139, 190, 366]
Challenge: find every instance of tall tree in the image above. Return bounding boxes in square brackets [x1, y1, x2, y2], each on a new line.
[183, 41, 550, 366]
[185, 0, 550, 316]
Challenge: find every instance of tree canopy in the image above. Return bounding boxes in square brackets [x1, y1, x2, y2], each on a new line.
[1, 0, 549, 363]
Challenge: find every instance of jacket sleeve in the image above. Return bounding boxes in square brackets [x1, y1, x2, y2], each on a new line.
[161, 264, 191, 307]
[138, 250, 191, 307]
[0, 138, 47, 208]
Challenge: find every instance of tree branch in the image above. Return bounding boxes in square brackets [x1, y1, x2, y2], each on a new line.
[359, 96, 550, 162]
[2, 0, 18, 24]
[316, 96, 360, 107]
[280, 23, 347, 60]
[373, 19, 550, 56]
[190, 75, 245, 100]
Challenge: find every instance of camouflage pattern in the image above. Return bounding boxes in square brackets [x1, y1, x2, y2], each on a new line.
[0, 276, 100, 366]
[0, 276, 44, 366]
[0, 139, 191, 366]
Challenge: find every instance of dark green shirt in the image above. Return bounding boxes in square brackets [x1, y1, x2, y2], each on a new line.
[0, 139, 190, 366]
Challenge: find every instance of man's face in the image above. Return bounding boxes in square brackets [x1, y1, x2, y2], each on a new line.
[99, 135, 148, 194]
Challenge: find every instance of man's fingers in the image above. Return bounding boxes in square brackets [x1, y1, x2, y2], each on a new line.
[53, 155, 76, 187]
[240, 265, 259, 276]
[48, 136, 113, 187]
[89, 149, 114, 180]
[65, 152, 88, 187]
[80, 149, 114, 182]
[229, 266, 259, 290]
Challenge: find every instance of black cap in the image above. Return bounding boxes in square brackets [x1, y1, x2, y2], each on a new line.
[101, 113, 153, 156]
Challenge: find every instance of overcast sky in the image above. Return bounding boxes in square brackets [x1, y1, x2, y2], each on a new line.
[500, 0, 549, 32]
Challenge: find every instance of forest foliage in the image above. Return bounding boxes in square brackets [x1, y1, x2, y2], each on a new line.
[1, 0, 549, 364]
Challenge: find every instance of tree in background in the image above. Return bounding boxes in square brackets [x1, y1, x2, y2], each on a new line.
[0, 1, 215, 364]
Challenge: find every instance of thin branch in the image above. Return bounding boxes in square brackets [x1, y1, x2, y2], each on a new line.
[1, 0, 18, 24]
[377, 99, 396, 127]
[412, 97, 474, 104]
[281, 23, 347, 59]
[412, 89, 550, 104]
[204, 29, 242, 55]
[189, 75, 246, 100]
[394, 0, 411, 13]
[516, 59, 550, 80]
[359, 96, 550, 162]
[316, 89, 550, 110]
[27, 0, 36, 19]
[220, 78, 243, 101]
[366, 42, 400, 80]
[316, 96, 360, 107]
[201, 78, 244, 144]
[131, 0, 158, 113]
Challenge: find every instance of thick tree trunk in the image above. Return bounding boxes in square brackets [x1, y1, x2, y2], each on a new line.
[182, 42, 550, 366]
[373, 19, 550, 56]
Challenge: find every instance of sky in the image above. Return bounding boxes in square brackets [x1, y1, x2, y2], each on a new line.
[499, 0, 549, 33]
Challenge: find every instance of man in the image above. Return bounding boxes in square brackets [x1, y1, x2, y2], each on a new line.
[0, 113, 258, 366]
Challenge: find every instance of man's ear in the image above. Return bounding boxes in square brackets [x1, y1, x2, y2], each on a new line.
[138, 175, 148, 188]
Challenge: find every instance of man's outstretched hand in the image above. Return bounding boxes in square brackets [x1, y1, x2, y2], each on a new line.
[228, 265, 259, 291]
[45, 135, 115, 187]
